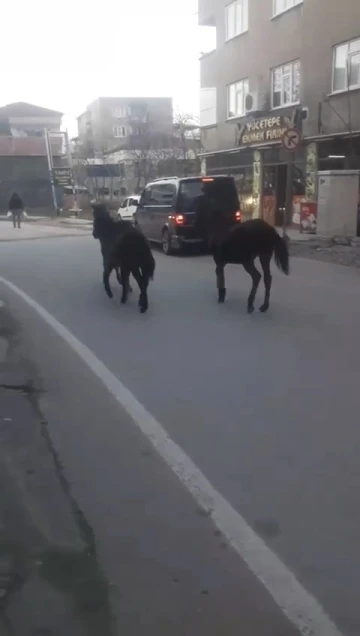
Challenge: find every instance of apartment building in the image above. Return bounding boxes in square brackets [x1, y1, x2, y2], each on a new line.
[75, 97, 202, 197]
[77, 96, 173, 155]
[199, 0, 360, 226]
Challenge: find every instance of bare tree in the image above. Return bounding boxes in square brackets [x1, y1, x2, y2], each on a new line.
[72, 136, 124, 201]
[172, 112, 202, 175]
[128, 111, 202, 186]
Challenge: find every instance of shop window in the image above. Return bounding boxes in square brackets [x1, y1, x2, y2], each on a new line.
[225, 0, 248, 41]
[234, 166, 254, 218]
[293, 165, 305, 196]
[228, 78, 249, 118]
[332, 38, 360, 92]
[271, 60, 300, 109]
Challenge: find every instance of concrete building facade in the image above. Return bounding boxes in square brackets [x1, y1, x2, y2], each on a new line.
[75, 97, 202, 199]
[0, 102, 64, 213]
[199, 0, 360, 229]
[76, 96, 174, 155]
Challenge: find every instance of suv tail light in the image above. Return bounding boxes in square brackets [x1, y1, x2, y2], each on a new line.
[235, 210, 242, 222]
[175, 214, 184, 225]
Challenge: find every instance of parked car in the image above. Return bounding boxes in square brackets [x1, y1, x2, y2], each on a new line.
[135, 175, 241, 255]
[117, 196, 140, 223]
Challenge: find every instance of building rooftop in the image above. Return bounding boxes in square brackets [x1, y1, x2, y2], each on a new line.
[0, 101, 63, 118]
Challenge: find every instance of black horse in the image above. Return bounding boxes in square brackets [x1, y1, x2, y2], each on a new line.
[209, 215, 289, 313]
[92, 203, 133, 290]
[92, 203, 155, 313]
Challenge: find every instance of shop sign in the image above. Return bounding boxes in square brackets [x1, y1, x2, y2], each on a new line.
[238, 116, 289, 147]
[53, 167, 73, 187]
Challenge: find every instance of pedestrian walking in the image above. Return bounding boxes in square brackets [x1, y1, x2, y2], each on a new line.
[8, 192, 24, 229]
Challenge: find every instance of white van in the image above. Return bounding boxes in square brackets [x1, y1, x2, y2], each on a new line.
[117, 196, 140, 223]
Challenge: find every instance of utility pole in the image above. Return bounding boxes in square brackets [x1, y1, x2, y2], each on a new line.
[44, 128, 58, 214]
[282, 108, 305, 238]
[65, 129, 78, 214]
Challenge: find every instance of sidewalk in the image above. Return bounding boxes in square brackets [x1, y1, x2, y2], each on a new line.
[0, 301, 114, 635]
[276, 226, 316, 242]
[0, 219, 91, 242]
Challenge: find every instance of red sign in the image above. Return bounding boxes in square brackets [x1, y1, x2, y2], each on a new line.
[282, 127, 302, 151]
[300, 202, 317, 234]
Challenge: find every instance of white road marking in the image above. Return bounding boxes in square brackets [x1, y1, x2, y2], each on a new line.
[0, 275, 343, 636]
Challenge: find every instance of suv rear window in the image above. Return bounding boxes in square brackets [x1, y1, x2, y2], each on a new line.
[178, 177, 239, 214]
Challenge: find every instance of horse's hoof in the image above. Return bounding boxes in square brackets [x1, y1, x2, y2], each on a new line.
[259, 304, 269, 313]
[247, 305, 255, 314]
[218, 289, 226, 303]
[106, 292, 113, 299]
[121, 298, 126, 304]
[139, 305, 148, 314]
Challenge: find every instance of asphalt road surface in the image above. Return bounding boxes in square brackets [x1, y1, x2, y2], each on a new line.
[0, 235, 359, 636]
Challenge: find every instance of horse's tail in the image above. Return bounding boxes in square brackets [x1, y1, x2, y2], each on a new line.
[141, 241, 156, 281]
[273, 231, 289, 275]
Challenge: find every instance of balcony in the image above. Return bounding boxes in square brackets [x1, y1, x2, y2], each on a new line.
[198, 0, 216, 26]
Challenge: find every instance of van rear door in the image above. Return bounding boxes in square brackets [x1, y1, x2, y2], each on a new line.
[177, 177, 239, 238]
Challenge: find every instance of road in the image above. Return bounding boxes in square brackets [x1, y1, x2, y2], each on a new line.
[0, 234, 359, 636]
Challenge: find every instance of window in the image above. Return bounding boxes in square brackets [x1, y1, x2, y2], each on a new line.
[225, 0, 248, 41]
[178, 178, 239, 214]
[140, 187, 152, 206]
[130, 106, 147, 122]
[227, 79, 249, 118]
[333, 38, 360, 92]
[200, 88, 216, 127]
[113, 106, 126, 118]
[113, 125, 127, 138]
[140, 184, 175, 206]
[148, 184, 175, 206]
[273, 0, 303, 17]
[271, 60, 300, 108]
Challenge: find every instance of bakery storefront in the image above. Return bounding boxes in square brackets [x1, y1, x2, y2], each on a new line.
[203, 114, 309, 227]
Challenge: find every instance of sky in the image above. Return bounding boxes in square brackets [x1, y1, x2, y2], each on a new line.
[1, 0, 215, 135]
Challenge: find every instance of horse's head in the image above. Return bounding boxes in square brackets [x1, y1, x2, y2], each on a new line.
[92, 203, 112, 239]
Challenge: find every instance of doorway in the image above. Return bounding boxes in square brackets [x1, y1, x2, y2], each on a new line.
[262, 164, 288, 226]
[275, 164, 287, 226]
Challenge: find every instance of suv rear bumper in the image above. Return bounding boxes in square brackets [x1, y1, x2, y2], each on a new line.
[171, 234, 205, 248]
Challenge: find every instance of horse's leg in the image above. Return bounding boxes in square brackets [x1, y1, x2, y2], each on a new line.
[259, 253, 272, 313]
[103, 265, 113, 299]
[132, 268, 149, 313]
[116, 267, 133, 292]
[115, 268, 122, 285]
[215, 262, 226, 303]
[242, 260, 261, 314]
[120, 269, 130, 304]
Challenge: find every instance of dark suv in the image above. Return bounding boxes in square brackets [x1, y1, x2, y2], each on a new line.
[134, 175, 241, 255]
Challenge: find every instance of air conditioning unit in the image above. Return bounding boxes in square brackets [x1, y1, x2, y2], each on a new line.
[245, 92, 258, 113]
